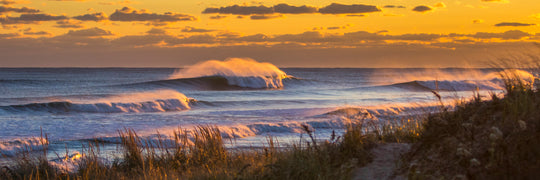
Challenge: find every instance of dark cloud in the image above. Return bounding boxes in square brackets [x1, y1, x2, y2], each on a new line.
[203, 3, 377, 15]
[73, 12, 107, 21]
[383, 5, 406, 8]
[0, 5, 39, 13]
[202, 5, 273, 15]
[0, 32, 19, 38]
[24, 31, 51, 35]
[494, 22, 536, 27]
[313, 24, 352, 30]
[109, 7, 196, 22]
[17, 13, 67, 21]
[54, 19, 84, 28]
[0, 0, 18, 5]
[146, 28, 167, 35]
[473, 19, 484, 24]
[181, 26, 215, 33]
[472, 30, 531, 39]
[273, 3, 317, 14]
[0, 13, 67, 24]
[412, 5, 433, 13]
[346, 14, 365, 17]
[209, 15, 227, 19]
[144, 21, 168, 26]
[65, 27, 113, 37]
[318, 3, 381, 14]
[250, 14, 284, 20]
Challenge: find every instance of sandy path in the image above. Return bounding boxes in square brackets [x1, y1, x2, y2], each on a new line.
[352, 143, 410, 180]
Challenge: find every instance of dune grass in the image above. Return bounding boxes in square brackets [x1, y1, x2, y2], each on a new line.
[1, 117, 398, 180]
[400, 69, 540, 179]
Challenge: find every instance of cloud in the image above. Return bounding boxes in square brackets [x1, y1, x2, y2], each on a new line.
[472, 30, 531, 39]
[203, 3, 380, 15]
[65, 27, 113, 37]
[109, 7, 196, 22]
[346, 14, 365, 17]
[202, 5, 273, 15]
[50, 0, 86, 1]
[383, 5, 406, 8]
[473, 19, 484, 24]
[434, 2, 446, 8]
[24, 30, 51, 35]
[250, 14, 284, 20]
[318, 3, 381, 14]
[313, 24, 352, 30]
[55, 19, 84, 28]
[0, 0, 17, 5]
[0, 13, 67, 24]
[73, 12, 108, 21]
[0, 5, 40, 13]
[412, 5, 433, 13]
[181, 26, 215, 33]
[495, 22, 536, 27]
[0, 32, 19, 38]
[202, 3, 318, 15]
[146, 28, 167, 35]
[209, 15, 227, 20]
[273, 3, 317, 14]
[17, 13, 67, 21]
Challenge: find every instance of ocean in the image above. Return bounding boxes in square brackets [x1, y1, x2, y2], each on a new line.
[0, 59, 531, 165]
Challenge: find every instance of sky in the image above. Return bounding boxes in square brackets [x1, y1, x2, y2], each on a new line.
[0, 0, 539, 67]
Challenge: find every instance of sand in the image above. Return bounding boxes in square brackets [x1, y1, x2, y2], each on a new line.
[353, 143, 410, 180]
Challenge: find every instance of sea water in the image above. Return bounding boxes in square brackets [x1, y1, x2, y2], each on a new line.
[0, 58, 533, 168]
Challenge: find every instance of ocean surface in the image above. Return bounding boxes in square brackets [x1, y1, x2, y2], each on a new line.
[0, 59, 532, 166]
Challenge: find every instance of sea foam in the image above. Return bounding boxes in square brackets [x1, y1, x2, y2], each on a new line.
[1, 90, 193, 113]
[169, 58, 289, 89]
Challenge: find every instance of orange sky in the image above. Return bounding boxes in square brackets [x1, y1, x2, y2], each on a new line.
[0, 0, 538, 67]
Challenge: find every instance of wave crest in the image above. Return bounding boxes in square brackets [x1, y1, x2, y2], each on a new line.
[169, 58, 289, 89]
[1, 90, 193, 113]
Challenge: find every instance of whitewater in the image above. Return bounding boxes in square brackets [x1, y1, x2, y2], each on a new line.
[0, 58, 535, 167]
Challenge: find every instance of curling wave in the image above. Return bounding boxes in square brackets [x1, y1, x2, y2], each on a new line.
[169, 58, 290, 89]
[0, 90, 193, 114]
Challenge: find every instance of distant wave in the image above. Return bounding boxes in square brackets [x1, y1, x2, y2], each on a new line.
[0, 90, 193, 114]
[384, 79, 504, 91]
[365, 69, 535, 92]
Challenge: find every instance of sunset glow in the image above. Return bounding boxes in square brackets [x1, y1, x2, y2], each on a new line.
[0, 0, 538, 67]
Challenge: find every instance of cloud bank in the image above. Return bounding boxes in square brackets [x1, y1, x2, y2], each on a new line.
[109, 7, 196, 22]
[203, 3, 380, 16]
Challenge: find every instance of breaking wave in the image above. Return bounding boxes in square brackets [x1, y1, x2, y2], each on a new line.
[0, 90, 193, 114]
[0, 137, 48, 157]
[374, 69, 535, 91]
[168, 58, 290, 89]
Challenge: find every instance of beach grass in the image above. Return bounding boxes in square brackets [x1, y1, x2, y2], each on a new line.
[1, 117, 389, 179]
[400, 69, 540, 179]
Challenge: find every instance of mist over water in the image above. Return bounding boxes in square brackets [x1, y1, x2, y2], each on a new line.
[0, 59, 534, 162]
[169, 58, 289, 88]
